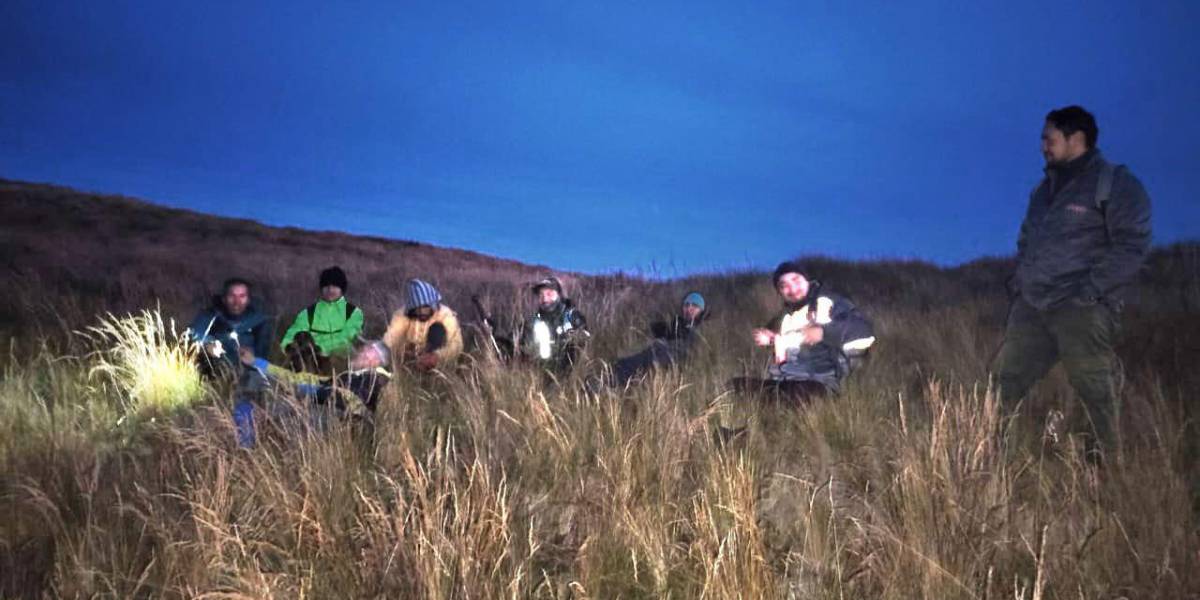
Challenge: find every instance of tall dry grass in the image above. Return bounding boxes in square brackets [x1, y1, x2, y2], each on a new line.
[2, 243, 1199, 598]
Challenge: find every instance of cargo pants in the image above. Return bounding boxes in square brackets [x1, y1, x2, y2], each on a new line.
[993, 296, 1119, 449]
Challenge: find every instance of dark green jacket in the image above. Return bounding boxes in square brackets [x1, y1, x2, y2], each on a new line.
[1013, 150, 1152, 310]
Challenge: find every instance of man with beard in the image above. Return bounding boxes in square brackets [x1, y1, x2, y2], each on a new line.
[994, 105, 1152, 460]
[731, 262, 875, 401]
[718, 263, 874, 444]
[521, 276, 589, 374]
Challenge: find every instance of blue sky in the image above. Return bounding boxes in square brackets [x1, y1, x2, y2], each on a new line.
[2, 1, 1198, 274]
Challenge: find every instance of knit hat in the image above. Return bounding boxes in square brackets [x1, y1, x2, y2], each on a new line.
[406, 279, 442, 310]
[771, 261, 808, 285]
[531, 276, 564, 295]
[319, 266, 348, 291]
[681, 291, 706, 310]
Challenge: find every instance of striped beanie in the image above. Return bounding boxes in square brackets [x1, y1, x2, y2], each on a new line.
[406, 279, 442, 310]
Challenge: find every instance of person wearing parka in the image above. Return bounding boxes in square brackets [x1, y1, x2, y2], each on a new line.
[609, 291, 708, 387]
[736, 262, 875, 398]
[995, 105, 1152, 458]
[382, 279, 463, 371]
[521, 276, 589, 374]
[279, 266, 365, 366]
[189, 277, 273, 368]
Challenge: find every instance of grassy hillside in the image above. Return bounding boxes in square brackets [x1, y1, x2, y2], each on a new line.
[1, 180, 1198, 598]
[0, 179, 562, 345]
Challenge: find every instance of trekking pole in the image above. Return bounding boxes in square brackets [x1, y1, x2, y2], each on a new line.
[471, 294, 504, 358]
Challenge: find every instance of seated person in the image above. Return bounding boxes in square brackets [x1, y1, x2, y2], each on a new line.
[234, 341, 392, 447]
[188, 277, 272, 376]
[521, 276, 589, 374]
[279, 266, 365, 373]
[382, 279, 463, 371]
[731, 262, 875, 402]
[605, 291, 708, 388]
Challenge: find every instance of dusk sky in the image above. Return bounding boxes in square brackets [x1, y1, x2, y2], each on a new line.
[3, 1, 1198, 274]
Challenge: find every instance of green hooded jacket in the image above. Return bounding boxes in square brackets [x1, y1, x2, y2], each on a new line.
[280, 296, 364, 356]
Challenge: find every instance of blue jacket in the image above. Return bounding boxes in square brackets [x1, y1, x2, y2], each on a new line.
[189, 297, 273, 363]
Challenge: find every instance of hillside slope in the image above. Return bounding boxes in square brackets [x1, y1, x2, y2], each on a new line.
[0, 179, 561, 338]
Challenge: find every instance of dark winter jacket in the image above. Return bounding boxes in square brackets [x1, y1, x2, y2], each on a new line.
[649, 314, 703, 343]
[610, 307, 708, 386]
[189, 297, 273, 363]
[765, 283, 874, 392]
[1013, 149, 1152, 310]
[522, 299, 588, 368]
[647, 306, 708, 360]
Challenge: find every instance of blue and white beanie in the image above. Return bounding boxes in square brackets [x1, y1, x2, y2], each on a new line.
[406, 279, 442, 311]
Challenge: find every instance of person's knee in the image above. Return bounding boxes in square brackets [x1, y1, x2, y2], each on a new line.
[993, 354, 1023, 383]
[993, 354, 1035, 405]
[1063, 365, 1114, 402]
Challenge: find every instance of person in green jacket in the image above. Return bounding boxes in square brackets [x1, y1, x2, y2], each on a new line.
[280, 266, 365, 368]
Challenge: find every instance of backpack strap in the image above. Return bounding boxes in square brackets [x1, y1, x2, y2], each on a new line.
[1094, 162, 1122, 210]
[308, 301, 357, 325]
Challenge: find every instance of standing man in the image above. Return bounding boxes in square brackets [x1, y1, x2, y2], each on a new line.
[279, 266, 365, 371]
[995, 105, 1152, 458]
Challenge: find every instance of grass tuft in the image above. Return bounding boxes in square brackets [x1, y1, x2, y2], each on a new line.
[85, 309, 208, 420]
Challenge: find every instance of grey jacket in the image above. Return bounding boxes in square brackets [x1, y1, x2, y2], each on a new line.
[1013, 150, 1152, 310]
